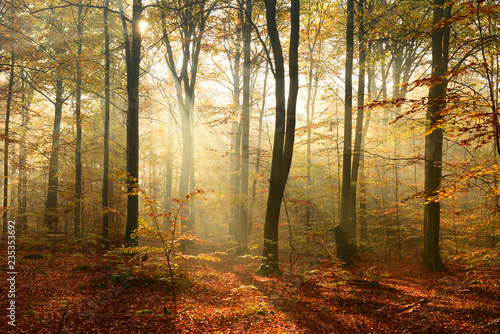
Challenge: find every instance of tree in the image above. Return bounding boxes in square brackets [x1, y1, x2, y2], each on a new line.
[119, 0, 143, 246]
[336, 0, 355, 265]
[423, 0, 452, 271]
[303, 0, 329, 248]
[43, 52, 65, 233]
[256, 0, 300, 275]
[17, 71, 31, 233]
[73, 1, 85, 239]
[348, 0, 366, 255]
[160, 0, 213, 235]
[237, 0, 252, 252]
[102, 0, 111, 249]
[2, 50, 15, 241]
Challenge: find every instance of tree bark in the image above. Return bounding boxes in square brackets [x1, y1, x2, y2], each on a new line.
[74, 2, 83, 239]
[44, 69, 64, 233]
[120, 0, 143, 247]
[348, 0, 366, 255]
[229, 10, 242, 240]
[2, 51, 15, 240]
[337, 0, 355, 265]
[102, 0, 111, 249]
[249, 62, 268, 234]
[423, 0, 452, 271]
[238, 0, 252, 252]
[161, 0, 210, 238]
[17, 72, 30, 233]
[257, 0, 299, 275]
[164, 119, 173, 216]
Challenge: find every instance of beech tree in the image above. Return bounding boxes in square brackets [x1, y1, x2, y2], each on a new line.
[119, 0, 143, 246]
[423, 0, 452, 271]
[160, 0, 213, 235]
[43, 51, 66, 233]
[2, 50, 14, 240]
[336, 0, 355, 265]
[73, 1, 85, 239]
[257, 0, 300, 275]
[102, 0, 111, 249]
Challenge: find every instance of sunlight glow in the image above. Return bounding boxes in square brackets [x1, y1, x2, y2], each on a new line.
[139, 21, 148, 34]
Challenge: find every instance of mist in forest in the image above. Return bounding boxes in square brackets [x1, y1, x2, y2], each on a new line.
[1, 0, 500, 331]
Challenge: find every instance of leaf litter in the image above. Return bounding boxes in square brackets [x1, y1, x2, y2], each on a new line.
[1, 249, 499, 333]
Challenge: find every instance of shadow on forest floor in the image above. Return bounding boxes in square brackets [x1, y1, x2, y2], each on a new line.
[1, 245, 499, 333]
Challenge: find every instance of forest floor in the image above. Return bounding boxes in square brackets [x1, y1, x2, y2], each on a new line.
[1, 244, 500, 333]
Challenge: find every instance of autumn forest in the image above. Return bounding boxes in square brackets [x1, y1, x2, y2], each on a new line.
[1, 0, 500, 332]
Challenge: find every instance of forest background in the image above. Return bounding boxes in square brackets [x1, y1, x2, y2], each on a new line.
[0, 0, 499, 280]
[2, 0, 500, 332]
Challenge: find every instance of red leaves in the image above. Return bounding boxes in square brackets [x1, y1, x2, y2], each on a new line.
[5, 247, 500, 334]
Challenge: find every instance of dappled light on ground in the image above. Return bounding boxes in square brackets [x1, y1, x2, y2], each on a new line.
[2, 248, 499, 333]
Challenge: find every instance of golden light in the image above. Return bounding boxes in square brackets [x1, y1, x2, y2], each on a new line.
[139, 21, 148, 34]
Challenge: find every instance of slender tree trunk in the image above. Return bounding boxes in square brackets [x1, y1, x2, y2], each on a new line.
[230, 122, 241, 235]
[120, 0, 143, 246]
[392, 44, 403, 259]
[102, 0, 111, 249]
[237, 0, 252, 252]
[179, 95, 195, 231]
[305, 68, 313, 241]
[17, 73, 29, 233]
[161, 0, 209, 239]
[336, 0, 355, 265]
[164, 119, 173, 216]
[230, 14, 242, 239]
[348, 0, 366, 255]
[74, 2, 83, 239]
[44, 69, 64, 233]
[305, 46, 319, 248]
[249, 63, 268, 233]
[359, 53, 377, 243]
[2, 51, 14, 240]
[423, 0, 451, 271]
[257, 0, 299, 275]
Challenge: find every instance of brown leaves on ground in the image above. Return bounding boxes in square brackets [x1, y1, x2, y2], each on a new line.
[1, 248, 499, 333]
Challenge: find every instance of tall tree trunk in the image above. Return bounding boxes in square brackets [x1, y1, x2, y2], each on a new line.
[164, 119, 173, 216]
[74, 2, 83, 239]
[161, 0, 209, 239]
[348, 0, 366, 255]
[229, 12, 242, 239]
[305, 50, 320, 248]
[17, 72, 30, 233]
[237, 0, 252, 252]
[249, 62, 268, 233]
[102, 0, 111, 249]
[2, 51, 15, 240]
[359, 47, 377, 244]
[336, 0, 355, 265]
[230, 122, 241, 235]
[257, 0, 299, 275]
[392, 44, 403, 259]
[305, 66, 313, 242]
[44, 68, 64, 233]
[179, 95, 194, 232]
[380, 42, 389, 127]
[423, 0, 451, 271]
[120, 0, 143, 246]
